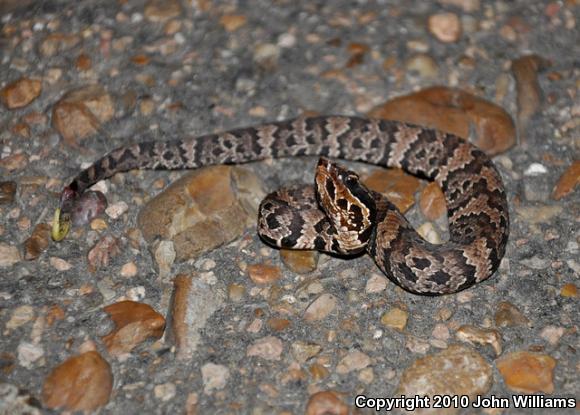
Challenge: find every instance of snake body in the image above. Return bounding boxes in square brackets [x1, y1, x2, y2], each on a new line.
[56, 116, 509, 295]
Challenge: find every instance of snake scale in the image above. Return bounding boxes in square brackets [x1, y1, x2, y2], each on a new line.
[54, 116, 509, 295]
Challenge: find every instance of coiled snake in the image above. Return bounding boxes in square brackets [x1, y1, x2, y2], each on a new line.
[53, 116, 509, 295]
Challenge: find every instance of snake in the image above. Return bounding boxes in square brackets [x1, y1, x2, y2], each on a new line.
[53, 116, 509, 295]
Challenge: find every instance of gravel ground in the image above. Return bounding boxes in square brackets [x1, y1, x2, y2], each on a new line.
[0, 0, 578, 414]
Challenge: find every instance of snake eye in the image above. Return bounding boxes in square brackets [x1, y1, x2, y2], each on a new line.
[345, 175, 357, 186]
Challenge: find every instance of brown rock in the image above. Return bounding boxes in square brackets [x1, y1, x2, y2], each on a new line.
[23, 223, 51, 260]
[46, 305, 65, 326]
[560, 283, 578, 298]
[101, 301, 165, 356]
[456, 325, 502, 356]
[76, 53, 92, 71]
[166, 274, 225, 360]
[309, 363, 330, 381]
[247, 263, 282, 284]
[511, 55, 551, 144]
[131, 54, 151, 65]
[552, 160, 580, 200]
[137, 165, 264, 262]
[42, 351, 112, 412]
[0, 181, 17, 204]
[87, 235, 121, 272]
[346, 42, 370, 68]
[494, 301, 529, 327]
[39, 33, 81, 57]
[219, 15, 247, 32]
[280, 249, 319, 274]
[144, 0, 181, 22]
[396, 345, 492, 415]
[23, 111, 48, 126]
[0, 153, 27, 171]
[381, 307, 408, 331]
[368, 87, 516, 156]
[496, 351, 556, 393]
[11, 122, 31, 137]
[267, 317, 291, 331]
[52, 85, 115, 146]
[419, 182, 446, 220]
[0, 78, 41, 109]
[428, 13, 462, 43]
[363, 168, 420, 213]
[305, 391, 349, 415]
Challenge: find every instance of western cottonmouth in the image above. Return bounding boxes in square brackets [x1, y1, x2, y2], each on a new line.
[53, 116, 509, 295]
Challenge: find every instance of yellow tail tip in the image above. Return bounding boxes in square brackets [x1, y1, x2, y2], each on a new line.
[51, 208, 71, 241]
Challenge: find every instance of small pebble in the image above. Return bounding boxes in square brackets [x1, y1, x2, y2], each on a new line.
[6, 305, 35, 330]
[228, 283, 245, 302]
[417, 222, 442, 244]
[105, 201, 129, 219]
[303, 293, 337, 321]
[560, 283, 578, 297]
[17, 341, 44, 368]
[153, 383, 176, 402]
[381, 307, 408, 331]
[365, 273, 388, 293]
[524, 163, 548, 176]
[49, 257, 72, 271]
[247, 263, 281, 284]
[201, 363, 229, 393]
[428, 13, 462, 43]
[0, 181, 17, 204]
[246, 336, 283, 361]
[336, 350, 371, 374]
[0, 242, 21, 267]
[305, 391, 349, 415]
[405, 54, 439, 78]
[540, 326, 565, 345]
[496, 351, 556, 394]
[120, 261, 137, 277]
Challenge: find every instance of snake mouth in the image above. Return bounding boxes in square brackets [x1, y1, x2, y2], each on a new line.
[51, 208, 71, 241]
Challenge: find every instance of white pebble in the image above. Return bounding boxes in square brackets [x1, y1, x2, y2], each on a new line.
[105, 201, 129, 219]
[154, 382, 176, 401]
[417, 222, 442, 244]
[524, 163, 548, 176]
[6, 305, 35, 330]
[365, 273, 388, 293]
[202, 363, 230, 393]
[91, 180, 108, 194]
[277, 33, 296, 48]
[126, 286, 146, 301]
[17, 342, 44, 368]
[131, 13, 144, 23]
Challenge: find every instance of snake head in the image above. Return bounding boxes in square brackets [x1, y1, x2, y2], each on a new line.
[315, 157, 376, 252]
